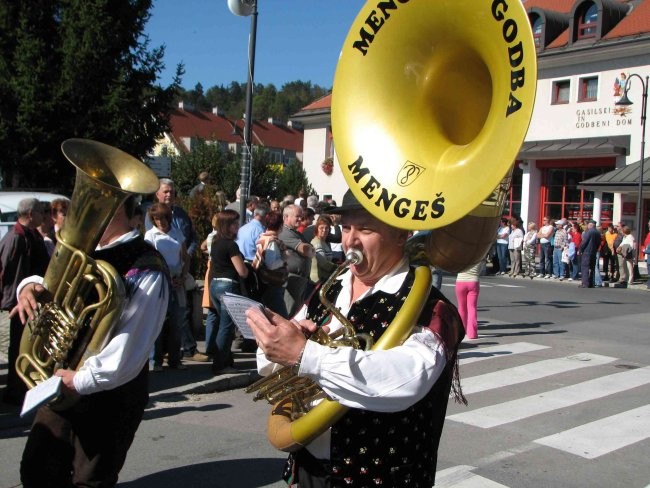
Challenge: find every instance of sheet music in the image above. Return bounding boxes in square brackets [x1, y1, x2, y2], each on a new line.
[20, 375, 62, 418]
[219, 292, 264, 340]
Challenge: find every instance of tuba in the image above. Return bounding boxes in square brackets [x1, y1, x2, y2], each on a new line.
[16, 139, 159, 403]
[249, 0, 537, 451]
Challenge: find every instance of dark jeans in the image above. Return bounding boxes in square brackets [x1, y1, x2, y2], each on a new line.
[539, 242, 552, 275]
[496, 243, 509, 273]
[581, 252, 597, 288]
[602, 251, 618, 280]
[209, 278, 240, 370]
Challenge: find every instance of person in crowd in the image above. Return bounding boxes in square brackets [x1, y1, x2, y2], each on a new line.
[236, 204, 268, 262]
[0, 198, 49, 405]
[145, 178, 203, 361]
[615, 225, 636, 287]
[552, 219, 569, 280]
[269, 199, 280, 212]
[189, 171, 210, 199]
[642, 219, 650, 290]
[455, 260, 485, 340]
[495, 217, 510, 275]
[279, 204, 314, 316]
[214, 190, 228, 214]
[568, 221, 582, 281]
[594, 223, 605, 288]
[201, 213, 220, 357]
[246, 189, 465, 487]
[252, 210, 289, 317]
[578, 220, 601, 288]
[129, 204, 145, 235]
[537, 216, 554, 278]
[297, 207, 315, 235]
[50, 197, 70, 234]
[144, 202, 189, 371]
[209, 209, 249, 374]
[507, 216, 524, 277]
[14, 196, 169, 487]
[310, 216, 339, 284]
[327, 212, 345, 263]
[37, 201, 56, 257]
[225, 187, 242, 212]
[603, 223, 619, 282]
[522, 221, 538, 279]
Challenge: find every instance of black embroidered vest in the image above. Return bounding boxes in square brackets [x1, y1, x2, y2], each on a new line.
[83, 236, 168, 399]
[301, 268, 457, 487]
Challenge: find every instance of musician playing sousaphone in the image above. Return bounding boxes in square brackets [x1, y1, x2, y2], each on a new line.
[246, 189, 466, 487]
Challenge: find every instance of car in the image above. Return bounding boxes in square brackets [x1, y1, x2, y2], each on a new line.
[0, 191, 70, 239]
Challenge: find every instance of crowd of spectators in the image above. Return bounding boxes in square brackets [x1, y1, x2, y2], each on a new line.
[491, 215, 650, 290]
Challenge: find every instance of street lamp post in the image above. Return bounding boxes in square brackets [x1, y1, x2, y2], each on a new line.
[228, 0, 258, 225]
[615, 73, 648, 278]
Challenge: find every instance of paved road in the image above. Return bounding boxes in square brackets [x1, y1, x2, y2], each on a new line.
[0, 274, 648, 487]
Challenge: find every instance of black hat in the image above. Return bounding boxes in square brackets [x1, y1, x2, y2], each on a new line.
[323, 189, 365, 215]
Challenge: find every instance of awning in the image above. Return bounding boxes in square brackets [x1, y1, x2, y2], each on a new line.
[518, 136, 629, 160]
[578, 158, 650, 194]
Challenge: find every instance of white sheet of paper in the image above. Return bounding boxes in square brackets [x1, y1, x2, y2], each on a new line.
[20, 375, 62, 418]
[219, 292, 264, 340]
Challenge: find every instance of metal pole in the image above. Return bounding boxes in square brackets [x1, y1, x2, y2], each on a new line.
[239, 2, 257, 225]
[633, 76, 647, 278]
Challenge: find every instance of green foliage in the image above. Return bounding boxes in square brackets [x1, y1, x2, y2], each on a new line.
[177, 80, 329, 123]
[0, 0, 181, 191]
[276, 162, 313, 199]
[170, 139, 239, 197]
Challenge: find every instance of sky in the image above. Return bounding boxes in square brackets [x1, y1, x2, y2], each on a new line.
[145, 0, 367, 91]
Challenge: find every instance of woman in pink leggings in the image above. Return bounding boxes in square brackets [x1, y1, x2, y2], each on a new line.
[455, 261, 485, 340]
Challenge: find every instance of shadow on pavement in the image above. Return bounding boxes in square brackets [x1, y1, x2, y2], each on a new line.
[118, 457, 285, 488]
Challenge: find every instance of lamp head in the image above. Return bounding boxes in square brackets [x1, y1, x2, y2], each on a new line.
[228, 0, 256, 16]
[616, 92, 633, 107]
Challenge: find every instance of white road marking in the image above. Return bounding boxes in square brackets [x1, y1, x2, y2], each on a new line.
[459, 342, 550, 365]
[436, 465, 510, 488]
[449, 367, 650, 427]
[535, 404, 650, 459]
[460, 353, 618, 395]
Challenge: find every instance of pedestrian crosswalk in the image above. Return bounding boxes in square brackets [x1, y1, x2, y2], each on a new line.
[439, 341, 650, 487]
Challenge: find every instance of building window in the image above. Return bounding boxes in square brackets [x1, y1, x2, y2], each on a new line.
[541, 166, 614, 224]
[577, 2, 598, 39]
[552, 80, 570, 104]
[503, 165, 523, 218]
[532, 16, 543, 49]
[578, 76, 598, 102]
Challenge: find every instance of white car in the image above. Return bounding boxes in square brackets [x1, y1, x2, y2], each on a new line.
[0, 191, 70, 239]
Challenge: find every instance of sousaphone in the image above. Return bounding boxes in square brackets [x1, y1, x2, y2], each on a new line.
[250, 0, 537, 451]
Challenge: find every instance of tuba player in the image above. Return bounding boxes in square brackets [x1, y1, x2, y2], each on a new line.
[247, 189, 465, 487]
[12, 195, 170, 487]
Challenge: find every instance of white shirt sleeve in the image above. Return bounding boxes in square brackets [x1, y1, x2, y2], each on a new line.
[73, 270, 169, 394]
[297, 328, 446, 412]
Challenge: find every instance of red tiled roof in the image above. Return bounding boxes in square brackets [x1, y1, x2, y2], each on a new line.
[524, 0, 650, 48]
[300, 94, 332, 111]
[523, 0, 574, 14]
[168, 108, 303, 152]
[608, 0, 650, 38]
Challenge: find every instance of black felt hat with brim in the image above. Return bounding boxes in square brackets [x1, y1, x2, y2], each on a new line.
[323, 189, 365, 215]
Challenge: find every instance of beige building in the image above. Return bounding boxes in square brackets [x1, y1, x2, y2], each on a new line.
[292, 0, 650, 240]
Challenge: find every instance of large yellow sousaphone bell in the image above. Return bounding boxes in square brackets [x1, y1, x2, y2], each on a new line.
[332, 0, 536, 235]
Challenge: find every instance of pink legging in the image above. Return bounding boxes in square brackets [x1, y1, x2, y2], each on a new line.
[455, 281, 480, 339]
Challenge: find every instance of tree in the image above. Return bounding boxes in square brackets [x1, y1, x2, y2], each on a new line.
[275, 161, 313, 200]
[170, 138, 238, 197]
[0, 0, 181, 191]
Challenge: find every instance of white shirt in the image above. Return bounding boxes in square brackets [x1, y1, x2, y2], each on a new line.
[18, 230, 169, 395]
[257, 258, 447, 458]
[144, 226, 184, 276]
